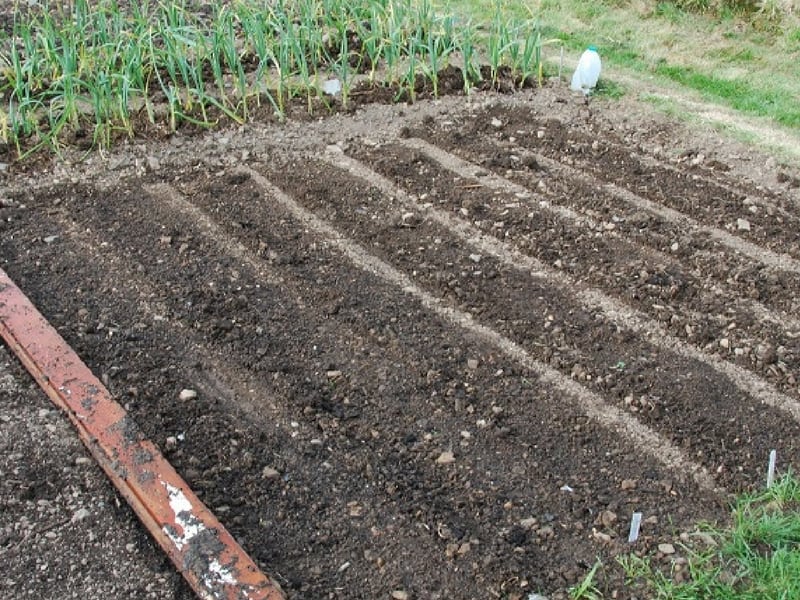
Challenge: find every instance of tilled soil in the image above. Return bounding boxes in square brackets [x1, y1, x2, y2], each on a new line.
[2, 85, 800, 599]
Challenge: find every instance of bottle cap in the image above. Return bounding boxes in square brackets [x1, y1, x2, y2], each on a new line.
[588, 45, 598, 52]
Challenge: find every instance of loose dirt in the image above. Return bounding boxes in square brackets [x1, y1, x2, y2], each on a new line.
[1, 83, 799, 599]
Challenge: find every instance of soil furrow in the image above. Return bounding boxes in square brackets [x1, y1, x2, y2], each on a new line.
[401, 134, 800, 316]
[400, 138, 800, 377]
[241, 163, 730, 487]
[629, 152, 792, 219]
[529, 113, 800, 221]
[186, 163, 724, 492]
[0, 179, 722, 598]
[521, 105, 794, 218]
[326, 149, 800, 424]
[47, 212, 316, 435]
[402, 135, 800, 323]
[345, 141, 800, 395]
[3, 186, 449, 596]
[530, 150, 800, 273]
[413, 106, 800, 258]
[252, 156, 800, 492]
[478, 94, 797, 211]
[144, 176, 723, 597]
[4, 84, 800, 600]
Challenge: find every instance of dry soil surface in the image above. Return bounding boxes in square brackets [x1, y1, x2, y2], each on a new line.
[2, 84, 800, 599]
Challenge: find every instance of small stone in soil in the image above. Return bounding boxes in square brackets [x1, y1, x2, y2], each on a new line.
[597, 510, 617, 528]
[262, 467, 281, 479]
[755, 343, 777, 364]
[658, 543, 675, 555]
[692, 532, 717, 547]
[400, 212, 419, 227]
[71, 508, 91, 523]
[436, 451, 456, 465]
[179, 389, 198, 401]
[592, 529, 612, 543]
[445, 542, 459, 558]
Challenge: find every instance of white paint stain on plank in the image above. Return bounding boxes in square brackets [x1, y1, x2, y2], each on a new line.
[162, 481, 237, 595]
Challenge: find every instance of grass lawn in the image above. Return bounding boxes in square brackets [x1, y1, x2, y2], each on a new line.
[444, 0, 800, 128]
[614, 473, 800, 600]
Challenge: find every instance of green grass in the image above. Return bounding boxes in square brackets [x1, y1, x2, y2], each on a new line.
[569, 559, 603, 600]
[445, 0, 800, 129]
[654, 64, 800, 127]
[594, 77, 626, 99]
[572, 473, 800, 599]
[0, 0, 546, 158]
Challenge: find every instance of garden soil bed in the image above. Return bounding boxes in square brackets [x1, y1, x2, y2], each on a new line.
[2, 84, 800, 599]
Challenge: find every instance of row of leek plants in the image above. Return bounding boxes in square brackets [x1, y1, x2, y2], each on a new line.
[0, 0, 545, 157]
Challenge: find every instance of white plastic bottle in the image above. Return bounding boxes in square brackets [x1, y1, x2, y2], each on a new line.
[570, 46, 601, 95]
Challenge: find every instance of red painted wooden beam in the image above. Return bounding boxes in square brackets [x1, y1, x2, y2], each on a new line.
[0, 268, 285, 600]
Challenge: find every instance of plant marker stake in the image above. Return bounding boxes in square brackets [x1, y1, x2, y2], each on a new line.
[628, 512, 642, 543]
[767, 449, 777, 488]
[0, 268, 285, 600]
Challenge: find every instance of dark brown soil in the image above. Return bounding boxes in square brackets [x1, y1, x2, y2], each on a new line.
[2, 85, 799, 599]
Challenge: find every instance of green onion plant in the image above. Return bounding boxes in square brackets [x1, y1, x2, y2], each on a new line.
[0, 0, 545, 158]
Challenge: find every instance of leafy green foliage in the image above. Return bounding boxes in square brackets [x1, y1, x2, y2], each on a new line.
[0, 0, 544, 158]
[620, 473, 800, 599]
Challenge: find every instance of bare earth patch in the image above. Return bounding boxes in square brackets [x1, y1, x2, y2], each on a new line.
[1, 85, 799, 599]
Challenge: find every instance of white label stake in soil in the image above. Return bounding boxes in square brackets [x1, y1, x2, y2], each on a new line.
[767, 449, 777, 488]
[628, 512, 642, 543]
